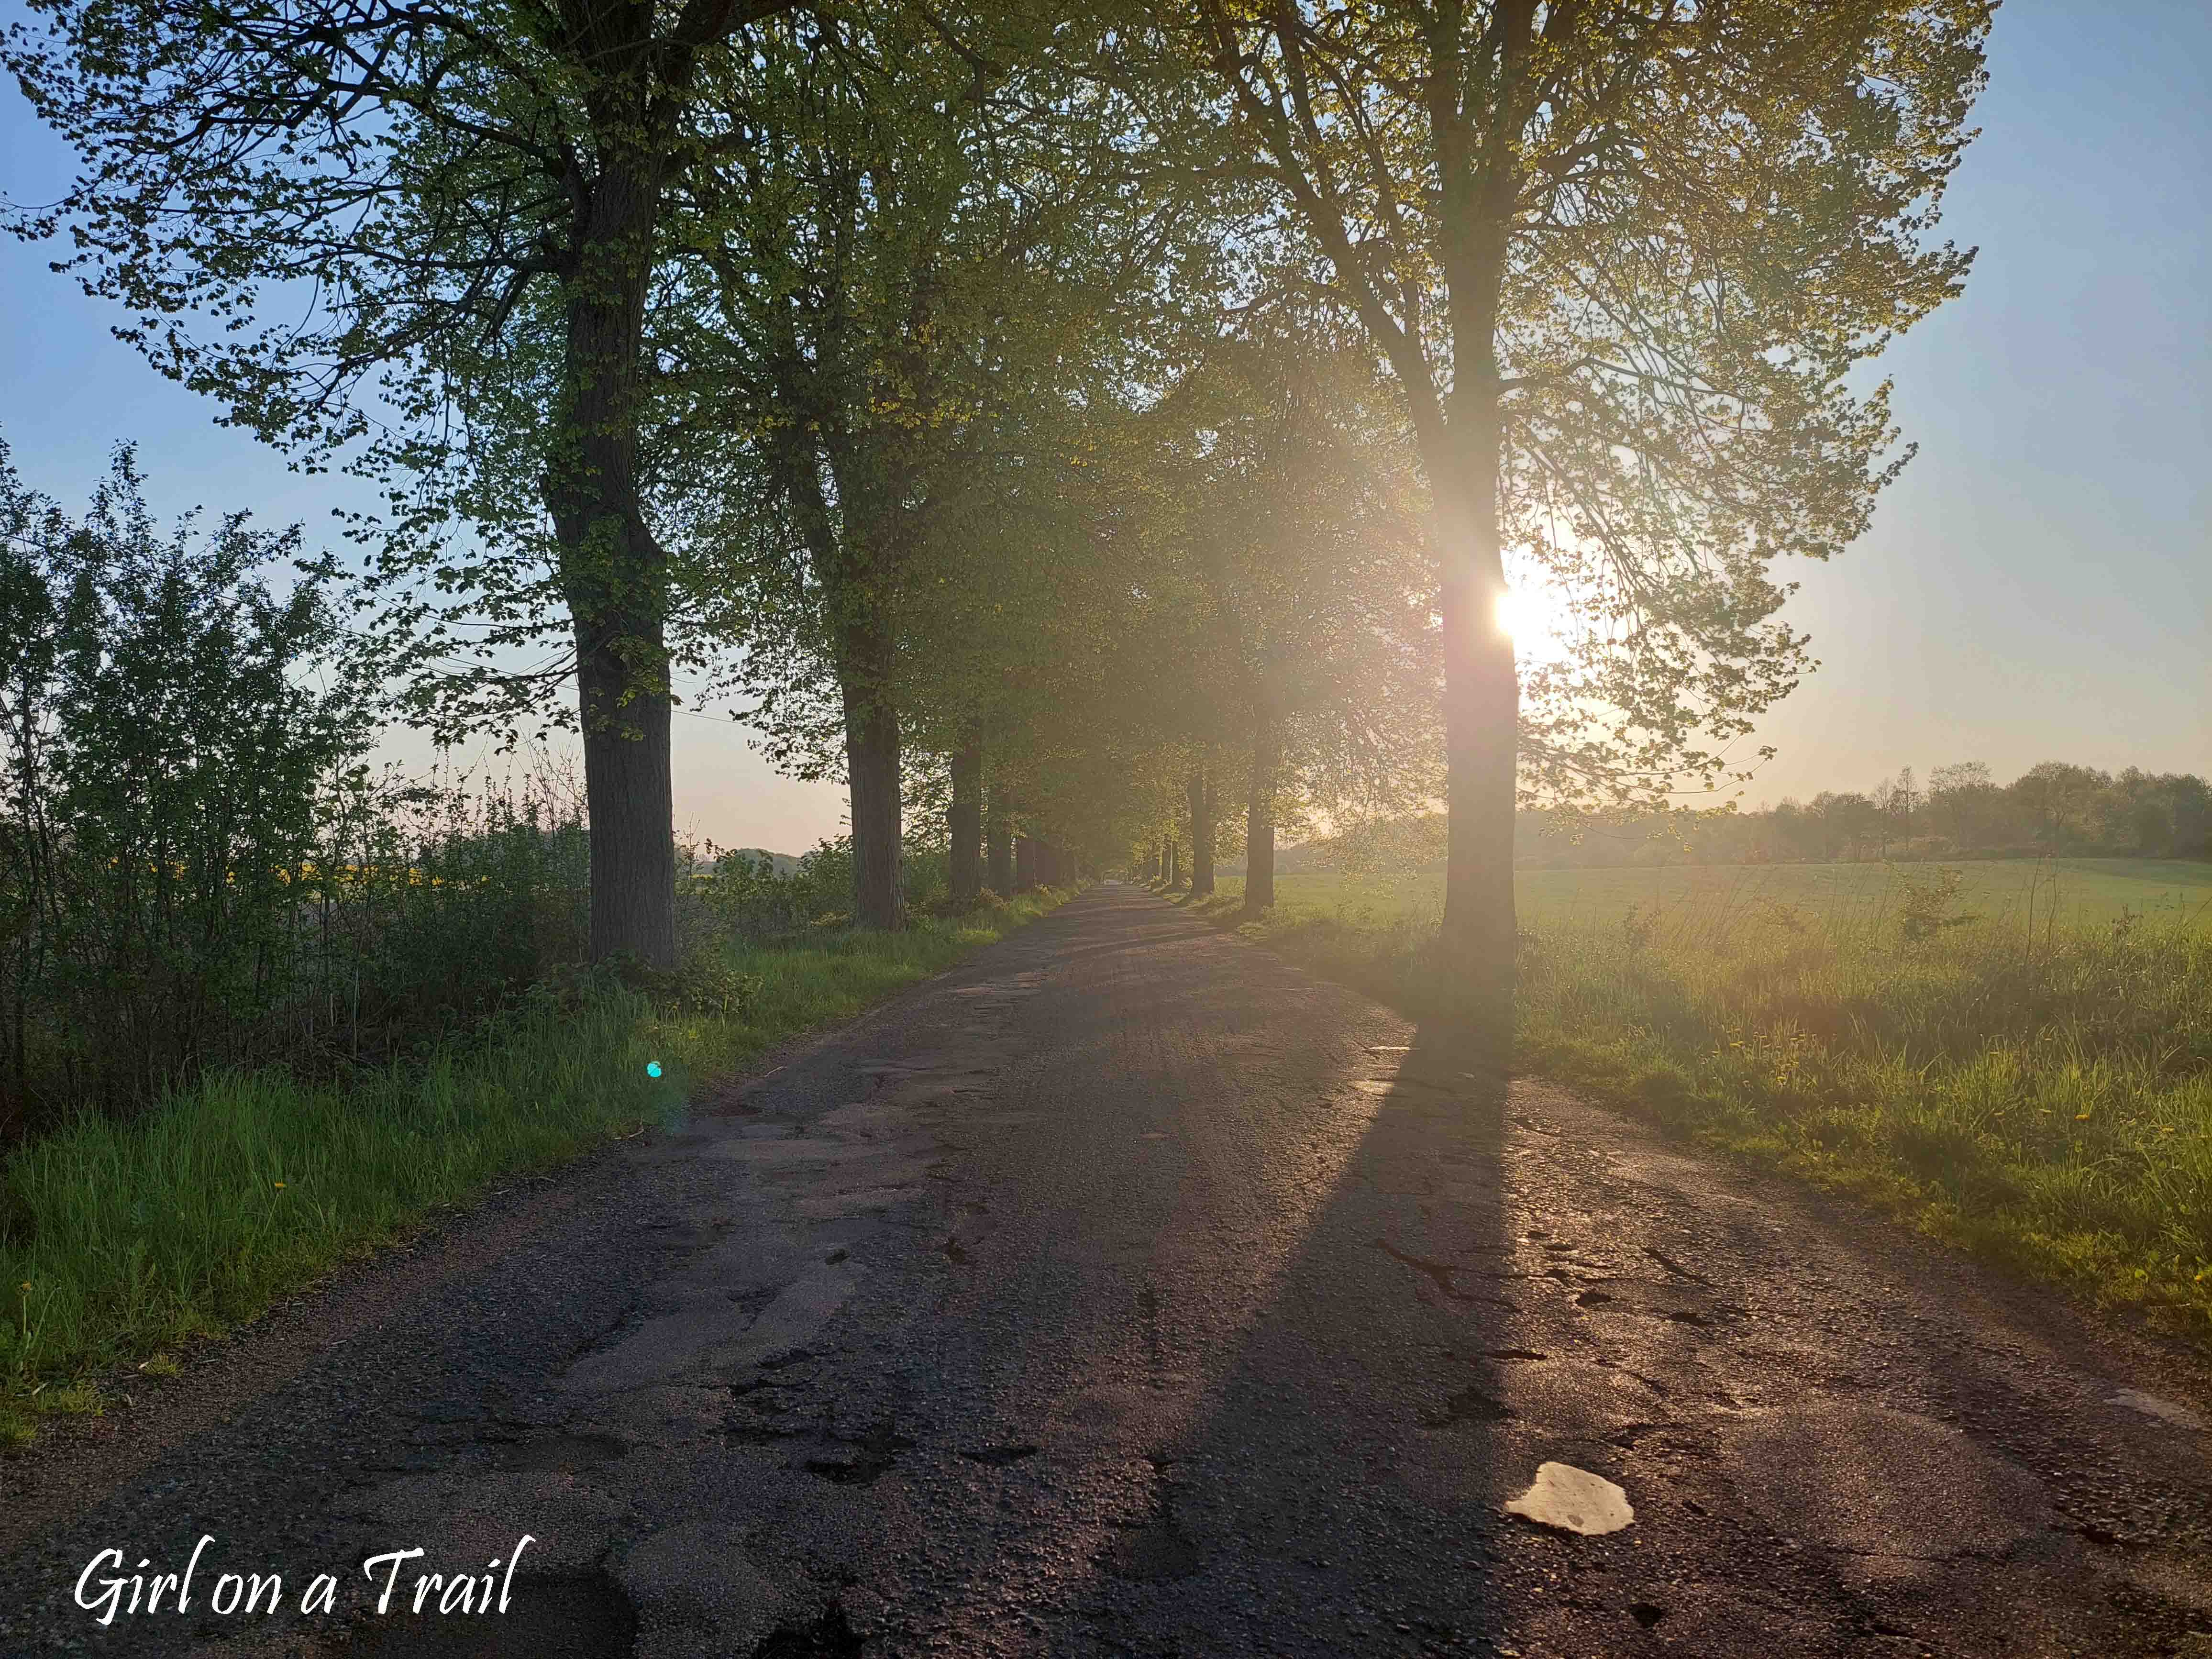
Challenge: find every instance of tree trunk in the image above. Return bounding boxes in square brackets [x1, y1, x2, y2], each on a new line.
[1187, 769, 1216, 898]
[544, 145, 675, 968]
[1245, 706, 1279, 913]
[838, 610, 904, 931]
[986, 791, 1012, 896]
[1165, 839, 1179, 888]
[1015, 835, 1037, 890]
[1430, 411, 1519, 1028]
[949, 733, 983, 909]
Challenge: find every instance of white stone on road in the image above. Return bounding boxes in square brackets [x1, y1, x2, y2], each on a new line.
[1503, 1462, 1635, 1536]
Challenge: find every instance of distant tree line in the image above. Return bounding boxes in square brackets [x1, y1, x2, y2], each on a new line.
[1516, 763, 2212, 869]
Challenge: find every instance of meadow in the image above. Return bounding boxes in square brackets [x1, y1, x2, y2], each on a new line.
[1235, 857, 2212, 937]
[1200, 859, 2212, 1343]
[0, 893, 1069, 1447]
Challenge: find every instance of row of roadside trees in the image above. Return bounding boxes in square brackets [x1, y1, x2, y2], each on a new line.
[6, 0, 1996, 1036]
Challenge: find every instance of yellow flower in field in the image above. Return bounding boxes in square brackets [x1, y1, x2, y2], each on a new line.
[2075, 1113, 2092, 1122]
[273, 1181, 286, 1189]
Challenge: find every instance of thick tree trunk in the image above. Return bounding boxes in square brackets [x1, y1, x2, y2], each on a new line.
[545, 146, 675, 968]
[838, 611, 904, 931]
[573, 637, 674, 966]
[1245, 708, 1279, 913]
[1014, 835, 1037, 890]
[1430, 411, 1519, 1027]
[950, 734, 983, 909]
[1187, 769, 1216, 898]
[986, 791, 1013, 896]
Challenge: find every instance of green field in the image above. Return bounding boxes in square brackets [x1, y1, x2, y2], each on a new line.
[1220, 858, 2212, 937]
[1190, 858, 2212, 1346]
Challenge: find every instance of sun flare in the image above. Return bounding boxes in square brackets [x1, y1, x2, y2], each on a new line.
[1495, 584, 1572, 660]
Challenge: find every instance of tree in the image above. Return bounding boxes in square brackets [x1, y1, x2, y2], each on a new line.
[673, 2, 1200, 927]
[1137, 321, 1439, 913]
[1180, 0, 1992, 1027]
[7, 0, 802, 968]
[2009, 761, 2108, 852]
[1928, 759, 1994, 848]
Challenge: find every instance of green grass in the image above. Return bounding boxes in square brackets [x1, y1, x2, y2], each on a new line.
[1223, 858, 2212, 937]
[1184, 863, 2212, 1344]
[0, 890, 1070, 1448]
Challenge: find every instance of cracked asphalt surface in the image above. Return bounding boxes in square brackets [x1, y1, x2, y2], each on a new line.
[7, 881, 2212, 1656]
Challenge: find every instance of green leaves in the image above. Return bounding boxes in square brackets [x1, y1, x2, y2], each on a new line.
[1185, 0, 1995, 811]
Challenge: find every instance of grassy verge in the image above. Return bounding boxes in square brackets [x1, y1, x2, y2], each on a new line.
[1178, 871, 2212, 1344]
[0, 889, 1071, 1447]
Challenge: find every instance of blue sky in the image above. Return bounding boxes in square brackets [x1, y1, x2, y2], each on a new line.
[2, 0, 2205, 848]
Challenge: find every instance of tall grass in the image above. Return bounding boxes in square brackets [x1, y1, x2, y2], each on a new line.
[0, 888, 1071, 1447]
[1210, 872, 2212, 1341]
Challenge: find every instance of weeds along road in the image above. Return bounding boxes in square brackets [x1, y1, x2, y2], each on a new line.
[6, 882, 2212, 1657]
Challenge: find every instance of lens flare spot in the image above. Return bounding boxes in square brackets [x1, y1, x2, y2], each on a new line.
[646, 1060, 663, 1079]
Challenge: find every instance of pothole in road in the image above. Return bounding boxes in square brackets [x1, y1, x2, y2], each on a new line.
[803, 1420, 915, 1485]
[960, 1443, 1040, 1466]
[727, 1370, 810, 1443]
[1423, 1384, 1513, 1429]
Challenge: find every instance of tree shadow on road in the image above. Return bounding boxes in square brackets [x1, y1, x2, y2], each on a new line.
[916, 957, 1548, 1652]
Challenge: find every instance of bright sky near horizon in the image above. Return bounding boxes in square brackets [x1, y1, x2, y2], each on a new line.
[1, 1, 2205, 852]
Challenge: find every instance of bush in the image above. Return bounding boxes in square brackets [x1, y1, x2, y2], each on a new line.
[0, 441, 373, 1129]
[0, 439, 604, 1137]
[686, 833, 960, 940]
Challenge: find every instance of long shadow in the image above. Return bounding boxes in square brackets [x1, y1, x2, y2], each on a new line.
[896, 883, 1526, 1654]
[1043, 1017, 1526, 1653]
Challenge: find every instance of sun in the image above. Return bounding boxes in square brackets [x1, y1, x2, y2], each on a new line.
[1495, 583, 1573, 661]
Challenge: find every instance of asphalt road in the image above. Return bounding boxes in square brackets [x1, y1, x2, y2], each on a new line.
[7, 881, 2212, 1657]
